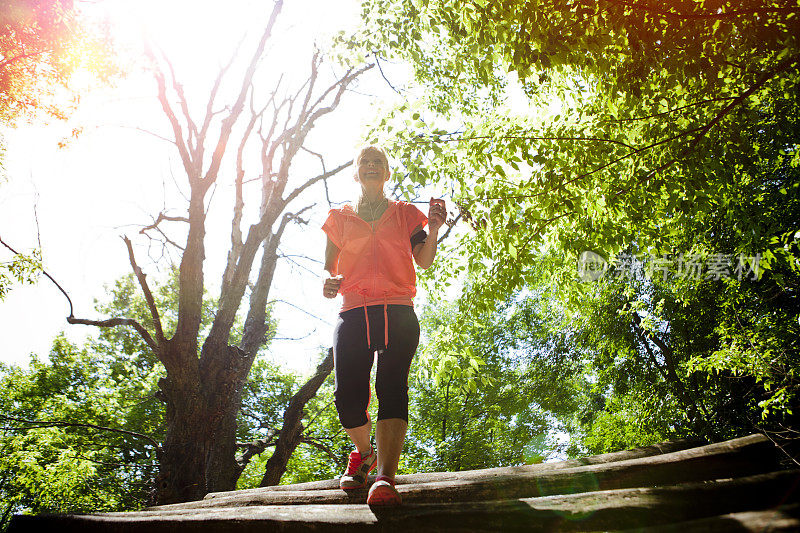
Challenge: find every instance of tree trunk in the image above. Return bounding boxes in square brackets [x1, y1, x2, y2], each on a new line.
[154, 342, 251, 504]
[260, 349, 334, 486]
[154, 361, 208, 504]
[201, 345, 251, 493]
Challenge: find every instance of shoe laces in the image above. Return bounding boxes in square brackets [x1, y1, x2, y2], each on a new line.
[345, 450, 363, 476]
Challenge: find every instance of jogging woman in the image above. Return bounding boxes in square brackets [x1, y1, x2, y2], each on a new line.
[322, 145, 446, 506]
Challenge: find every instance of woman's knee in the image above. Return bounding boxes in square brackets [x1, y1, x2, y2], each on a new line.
[375, 380, 409, 421]
[334, 391, 370, 429]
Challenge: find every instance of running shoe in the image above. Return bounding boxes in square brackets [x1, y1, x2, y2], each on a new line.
[367, 476, 402, 506]
[339, 448, 377, 490]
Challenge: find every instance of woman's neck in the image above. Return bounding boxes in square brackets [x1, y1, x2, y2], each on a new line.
[359, 188, 386, 204]
[356, 189, 388, 223]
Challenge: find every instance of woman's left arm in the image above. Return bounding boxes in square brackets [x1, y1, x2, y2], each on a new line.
[413, 199, 446, 269]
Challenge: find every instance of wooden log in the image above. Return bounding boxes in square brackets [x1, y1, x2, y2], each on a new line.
[8, 470, 799, 532]
[153, 433, 775, 509]
[208, 436, 704, 495]
[624, 503, 800, 532]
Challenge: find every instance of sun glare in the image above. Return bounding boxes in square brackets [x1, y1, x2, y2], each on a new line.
[0, 0, 366, 369]
[91, 0, 361, 91]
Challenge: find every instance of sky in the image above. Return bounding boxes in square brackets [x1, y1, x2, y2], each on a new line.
[0, 0, 420, 374]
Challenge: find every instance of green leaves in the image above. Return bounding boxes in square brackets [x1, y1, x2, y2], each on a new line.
[0, 246, 41, 301]
[347, 0, 800, 460]
[0, 336, 162, 523]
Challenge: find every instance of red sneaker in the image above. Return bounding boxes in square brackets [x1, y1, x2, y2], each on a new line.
[367, 475, 402, 506]
[339, 448, 377, 490]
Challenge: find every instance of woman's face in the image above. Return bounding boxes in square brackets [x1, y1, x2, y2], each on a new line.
[355, 150, 390, 188]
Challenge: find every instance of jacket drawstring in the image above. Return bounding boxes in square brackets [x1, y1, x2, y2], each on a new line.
[383, 292, 389, 350]
[361, 291, 390, 351]
[361, 291, 371, 349]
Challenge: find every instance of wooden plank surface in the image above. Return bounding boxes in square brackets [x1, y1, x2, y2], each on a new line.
[152, 434, 774, 509]
[10, 469, 798, 532]
[211, 437, 704, 495]
[622, 503, 800, 532]
[7, 434, 788, 533]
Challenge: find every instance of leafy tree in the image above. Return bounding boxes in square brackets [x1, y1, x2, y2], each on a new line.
[348, 0, 798, 289]
[335, 0, 800, 450]
[0, 336, 161, 527]
[401, 290, 585, 472]
[0, 0, 116, 124]
[0, 270, 349, 525]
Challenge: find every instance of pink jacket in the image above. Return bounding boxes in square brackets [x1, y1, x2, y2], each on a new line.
[323, 200, 428, 310]
[323, 201, 428, 346]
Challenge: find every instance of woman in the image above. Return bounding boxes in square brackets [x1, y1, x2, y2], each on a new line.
[322, 145, 446, 506]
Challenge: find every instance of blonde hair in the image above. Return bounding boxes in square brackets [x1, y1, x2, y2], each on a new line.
[354, 145, 390, 171]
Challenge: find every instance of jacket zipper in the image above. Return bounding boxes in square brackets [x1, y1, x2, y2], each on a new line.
[348, 203, 392, 299]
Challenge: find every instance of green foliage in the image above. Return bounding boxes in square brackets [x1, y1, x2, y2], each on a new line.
[0, 270, 317, 523]
[0, 245, 40, 300]
[277, 376, 351, 486]
[234, 367, 355, 489]
[347, 0, 800, 302]
[341, 0, 800, 452]
[234, 360, 350, 489]
[0, 272, 178, 525]
[403, 294, 580, 472]
[0, 336, 163, 527]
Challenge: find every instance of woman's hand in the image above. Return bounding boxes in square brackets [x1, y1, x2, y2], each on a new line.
[323, 275, 343, 299]
[428, 198, 447, 234]
[413, 199, 446, 270]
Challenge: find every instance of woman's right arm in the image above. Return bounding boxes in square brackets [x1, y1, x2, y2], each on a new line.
[323, 237, 342, 298]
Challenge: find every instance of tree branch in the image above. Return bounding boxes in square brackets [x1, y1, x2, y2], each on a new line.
[123, 236, 166, 346]
[67, 315, 159, 353]
[201, 0, 285, 191]
[437, 211, 461, 243]
[198, 38, 243, 151]
[632, 315, 670, 382]
[410, 133, 637, 151]
[453, 52, 799, 209]
[610, 52, 800, 200]
[602, 96, 738, 124]
[220, 93, 265, 297]
[0, 414, 161, 451]
[374, 52, 403, 95]
[300, 437, 338, 463]
[260, 349, 334, 486]
[139, 212, 190, 234]
[235, 430, 278, 470]
[147, 47, 196, 180]
[304, 398, 335, 431]
[282, 161, 351, 207]
[238, 207, 313, 358]
[159, 46, 200, 155]
[0, 236, 163, 353]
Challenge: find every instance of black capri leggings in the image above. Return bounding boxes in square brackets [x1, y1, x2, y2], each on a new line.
[333, 305, 420, 429]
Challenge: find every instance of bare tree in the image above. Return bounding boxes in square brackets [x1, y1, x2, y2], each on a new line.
[67, 0, 372, 504]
